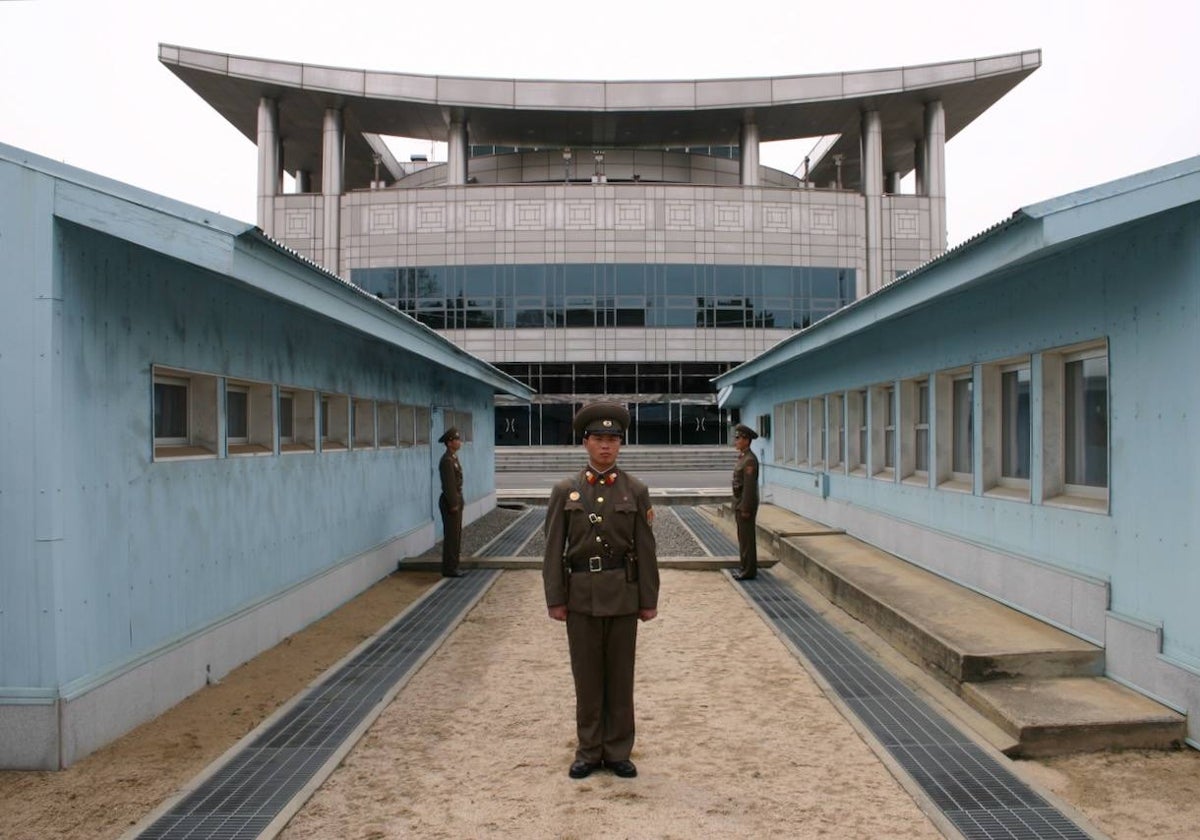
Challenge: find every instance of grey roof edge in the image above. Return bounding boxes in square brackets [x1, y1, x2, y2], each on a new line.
[241, 231, 535, 400]
[0, 141, 531, 401]
[0, 141, 252, 237]
[714, 154, 1200, 397]
[158, 42, 1039, 112]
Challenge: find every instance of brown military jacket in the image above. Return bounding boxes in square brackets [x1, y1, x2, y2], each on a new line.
[543, 468, 659, 617]
[438, 450, 463, 507]
[732, 449, 760, 515]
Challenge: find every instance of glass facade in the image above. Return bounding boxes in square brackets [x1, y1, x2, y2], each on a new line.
[351, 263, 855, 332]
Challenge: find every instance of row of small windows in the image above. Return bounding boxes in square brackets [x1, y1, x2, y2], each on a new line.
[771, 340, 1109, 511]
[350, 264, 855, 330]
[152, 366, 471, 461]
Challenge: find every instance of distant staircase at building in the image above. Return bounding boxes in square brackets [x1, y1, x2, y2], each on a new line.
[495, 445, 733, 473]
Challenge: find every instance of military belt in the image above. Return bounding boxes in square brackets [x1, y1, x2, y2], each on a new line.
[567, 555, 626, 573]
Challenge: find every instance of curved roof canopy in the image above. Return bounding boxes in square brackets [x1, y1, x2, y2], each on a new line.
[160, 44, 1039, 189]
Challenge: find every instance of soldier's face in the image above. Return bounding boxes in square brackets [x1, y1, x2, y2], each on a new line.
[734, 434, 750, 452]
[584, 432, 622, 470]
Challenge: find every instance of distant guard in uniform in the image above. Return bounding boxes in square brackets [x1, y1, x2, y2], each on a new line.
[731, 423, 760, 581]
[543, 402, 660, 780]
[437, 426, 465, 577]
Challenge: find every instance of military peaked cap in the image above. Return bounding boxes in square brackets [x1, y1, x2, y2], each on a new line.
[733, 423, 759, 440]
[437, 427, 461, 444]
[573, 401, 630, 437]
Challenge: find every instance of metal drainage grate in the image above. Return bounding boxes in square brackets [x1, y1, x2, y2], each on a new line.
[476, 506, 543, 557]
[137, 570, 500, 840]
[741, 572, 1094, 840]
[672, 505, 739, 556]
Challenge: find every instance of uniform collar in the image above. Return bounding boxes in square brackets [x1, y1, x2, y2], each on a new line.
[584, 466, 619, 485]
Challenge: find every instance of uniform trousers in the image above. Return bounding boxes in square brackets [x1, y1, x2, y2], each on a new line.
[565, 611, 639, 763]
[736, 512, 758, 578]
[438, 494, 462, 575]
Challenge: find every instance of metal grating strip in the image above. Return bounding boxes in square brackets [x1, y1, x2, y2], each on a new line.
[741, 571, 1094, 840]
[476, 506, 543, 556]
[137, 570, 499, 840]
[673, 505, 738, 556]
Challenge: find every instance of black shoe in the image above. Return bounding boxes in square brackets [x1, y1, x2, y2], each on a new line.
[604, 759, 637, 778]
[733, 572, 756, 581]
[442, 571, 465, 578]
[568, 760, 600, 779]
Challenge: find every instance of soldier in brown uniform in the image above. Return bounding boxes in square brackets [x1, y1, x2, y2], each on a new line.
[731, 423, 760, 580]
[437, 427, 465, 578]
[543, 402, 659, 780]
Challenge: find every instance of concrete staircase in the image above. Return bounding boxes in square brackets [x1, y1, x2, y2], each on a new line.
[714, 503, 1187, 758]
[495, 445, 732, 473]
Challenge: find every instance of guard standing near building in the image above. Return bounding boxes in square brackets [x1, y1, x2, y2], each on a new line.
[437, 426, 465, 577]
[543, 401, 659, 780]
[731, 423, 760, 580]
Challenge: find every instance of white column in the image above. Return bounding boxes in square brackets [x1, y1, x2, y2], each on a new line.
[447, 116, 468, 185]
[924, 99, 947, 252]
[739, 121, 760, 186]
[913, 138, 926, 195]
[321, 108, 344, 276]
[861, 110, 883, 294]
[256, 97, 280, 237]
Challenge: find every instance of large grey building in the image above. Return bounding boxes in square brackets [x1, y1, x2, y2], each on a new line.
[161, 45, 1039, 446]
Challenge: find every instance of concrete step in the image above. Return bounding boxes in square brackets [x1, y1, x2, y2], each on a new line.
[718, 502, 1187, 757]
[496, 445, 734, 473]
[964, 677, 1187, 757]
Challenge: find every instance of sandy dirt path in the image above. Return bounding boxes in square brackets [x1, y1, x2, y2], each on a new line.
[279, 569, 943, 839]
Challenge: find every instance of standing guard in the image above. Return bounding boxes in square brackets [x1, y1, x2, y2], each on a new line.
[437, 426, 465, 577]
[542, 401, 660, 779]
[731, 423, 760, 580]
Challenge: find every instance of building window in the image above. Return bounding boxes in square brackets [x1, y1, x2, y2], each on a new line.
[1064, 353, 1108, 490]
[320, 393, 350, 451]
[353, 398, 377, 449]
[154, 375, 189, 445]
[1001, 366, 1031, 480]
[281, 388, 316, 453]
[398, 404, 417, 447]
[415, 406, 431, 445]
[1040, 341, 1109, 511]
[848, 389, 867, 476]
[934, 369, 972, 491]
[915, 379, 930, 474]
[827, 394, 844, 470]
[810, 396, 826, 469]
[226, 385, 248, 444]
[153, 366, 218, 460]
[773, 403, 790, 463]
[378, 402, 399, 448]
[796, 400, 809, 466]
[951, 376, 973, 476]
[226, 379, 273, 456]
[279, 392, 294, 443]
[870, 383, 894, 480]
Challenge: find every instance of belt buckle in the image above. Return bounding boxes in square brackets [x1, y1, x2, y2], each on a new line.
[587, 556, 603, 573]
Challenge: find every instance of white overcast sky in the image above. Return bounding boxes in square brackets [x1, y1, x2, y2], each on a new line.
[2, 0, 1197, 245]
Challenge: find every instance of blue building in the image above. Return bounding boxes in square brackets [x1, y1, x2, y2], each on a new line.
[716, 156, 1200, 747]
[0, 143, 532, 769]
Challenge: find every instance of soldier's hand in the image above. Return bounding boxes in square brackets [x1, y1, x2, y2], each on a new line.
[638, 608, 657, 622]
[547, 604, 568, 621]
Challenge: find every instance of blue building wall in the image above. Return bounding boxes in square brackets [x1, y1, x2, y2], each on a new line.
[0, 148, 522, 766]
[733, 192, 1200, 687]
